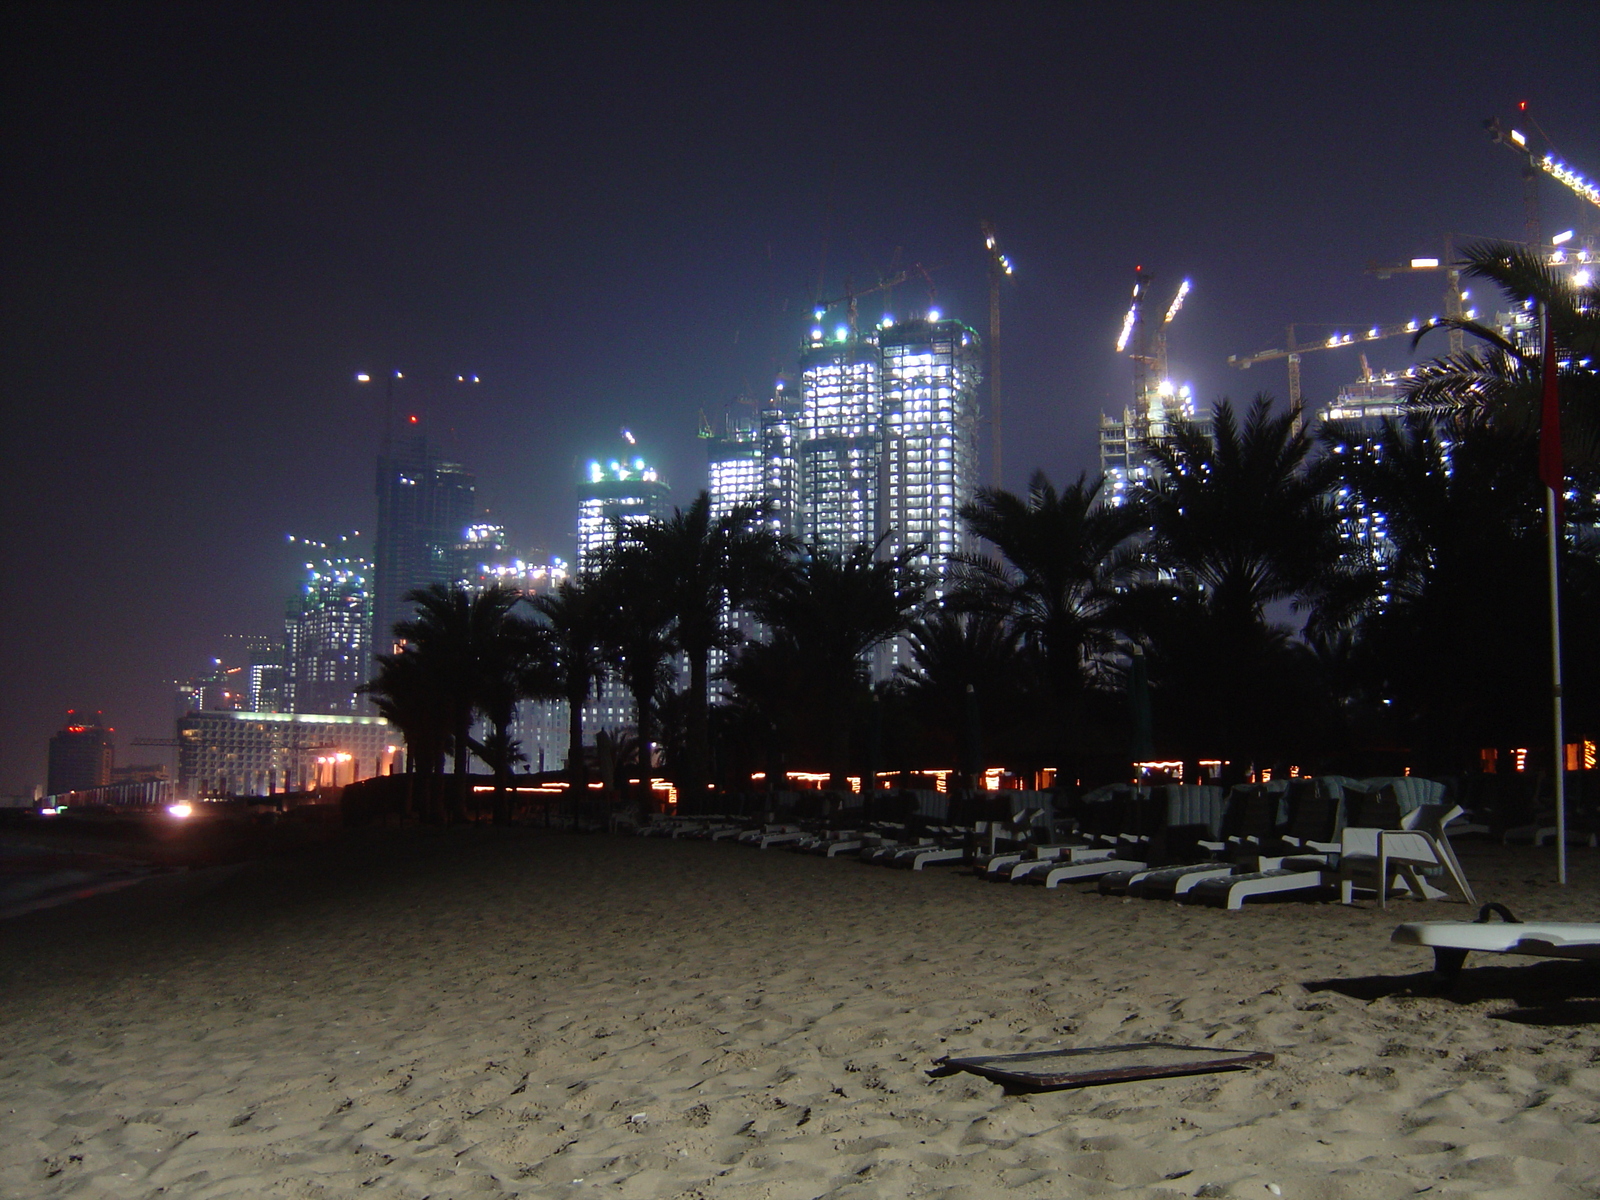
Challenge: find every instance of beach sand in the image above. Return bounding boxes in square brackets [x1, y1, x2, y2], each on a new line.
[1, 827, 1597, 1199]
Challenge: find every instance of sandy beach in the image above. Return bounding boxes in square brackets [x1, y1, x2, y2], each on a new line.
[1, 827, 1597, 1199]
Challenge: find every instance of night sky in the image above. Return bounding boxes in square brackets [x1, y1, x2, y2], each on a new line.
[3, 2, 1597, 794]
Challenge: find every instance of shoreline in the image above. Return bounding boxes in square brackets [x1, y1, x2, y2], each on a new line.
[1, 830, 1596, 1197]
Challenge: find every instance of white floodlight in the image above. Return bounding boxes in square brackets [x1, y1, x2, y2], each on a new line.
[1163, 279, 1191, 324]
[1410, 258, 1440, 269]
[1576, 269, 1594, 289]
[1510, 129, 1527, 147]
[1115, 305, 1136, 353]
[1553, 229, 1575, 246]
[355, 373, 371, 383]
[1542, 154, 1600, 208]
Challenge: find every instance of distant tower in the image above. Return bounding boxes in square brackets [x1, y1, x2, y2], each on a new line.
[285, 543, 373, 715]
[797, 327, 883, 555]
[758, 382, 804, 540]
[47, 712, 113, 795]
[878, 314, 982, 597]
[576, 444, 672, 571]
[703, 409, 762, 523]
[372, 429, 477, 658]
[574, 438, 672, 746]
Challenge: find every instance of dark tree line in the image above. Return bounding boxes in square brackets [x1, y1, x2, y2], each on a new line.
[366, 241, 1600, 813]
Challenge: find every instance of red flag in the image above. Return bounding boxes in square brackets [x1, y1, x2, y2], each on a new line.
[1540, 308, 1563, 503]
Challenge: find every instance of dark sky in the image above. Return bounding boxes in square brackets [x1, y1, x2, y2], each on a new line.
[3, 1, 1597, 793]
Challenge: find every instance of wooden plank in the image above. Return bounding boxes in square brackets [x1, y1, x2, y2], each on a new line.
[937, 1042, 1273, 1090]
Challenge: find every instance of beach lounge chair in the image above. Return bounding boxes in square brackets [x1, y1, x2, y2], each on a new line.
[889, 825, 977, 870]
[1097, 784, 1235, 897]
[1127, 781, 1288, 898]
[969, 808, 1046, 865]
[1392, 903, 1600, 984]
[737, 824, 806, 849]
[1335, 800, 1476, 907]
[1187, 777, 1349, 909]
[1025, 786, 1191, 888]
[981, 816, 1105, 880]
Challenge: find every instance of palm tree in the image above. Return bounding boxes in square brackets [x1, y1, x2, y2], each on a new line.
[742, 538, 927, 789]
[591, 541, 677, 802]
[610, 493, 789, 801]
[955, 470, 1142, 764]
[470, 614, 550, 824]
[898, 608, 1027, 781]
[361, 647, 452, 820]
[525, 578, 608, 798]
[392, 582, 526, 821]
[1131, 395, 1345, 771]
[1405, 241, 1600, 469]
[1333, 412, 1552, 768]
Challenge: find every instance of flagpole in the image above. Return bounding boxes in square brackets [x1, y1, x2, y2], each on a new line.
[1540, 300, 1566, 886]
[1547, 482, 1566, 886]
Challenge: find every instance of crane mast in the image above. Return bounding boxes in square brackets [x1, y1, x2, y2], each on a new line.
[982, 219, 1013, 487]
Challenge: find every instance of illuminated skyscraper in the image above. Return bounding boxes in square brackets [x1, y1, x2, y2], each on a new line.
[572, 442, 673, 746]
[703, 412, 762, 522]
[576, 449, 671, 570]
[797, 331, 882, 555]
[879, 315, 982, 596]
[285, 546, 373, 715]
[759, 384, 804, 540]
[373, 431, 477, 657]
[1098, 383, 1212, 505]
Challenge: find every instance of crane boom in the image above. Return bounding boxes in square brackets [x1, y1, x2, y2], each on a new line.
[1229, 316, 1438, 421]
[814, 265, 935, 332]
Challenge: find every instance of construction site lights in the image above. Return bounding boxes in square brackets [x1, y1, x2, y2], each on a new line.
[1410, 258, 1440, 269]
[1115, 305, 1136, 353]
[1554, 230, 1575, 246]
[1543, 154, 1600, 208]
[1163, 279, 1191, 324]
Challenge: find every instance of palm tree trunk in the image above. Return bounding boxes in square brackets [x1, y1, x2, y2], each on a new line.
[454, 716, 471, 824]
[566, 689, 587, 798]
[686, 647, 710, 806]
[635, 691, 654, 810]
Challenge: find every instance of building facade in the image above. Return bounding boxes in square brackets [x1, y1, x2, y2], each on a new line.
[1098, 381, 1212, 507]
[797, 332, 884, 555]
[704, 412, 762, 523]
[285, 546, 373, 715]
[47, 713, 114, 795]
[878, 316, 982, 595]
[373, 431, 477, 658]
[577, 453, 672, 571]
[176, 710, 396, 797]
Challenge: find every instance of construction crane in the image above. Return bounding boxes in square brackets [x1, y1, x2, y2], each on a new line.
[1366, 236, 1467, 357]
[1228, 314, 1442, 427]
[1116, 267, 1191, 411]
[813, 263, 936, 335]
[982, 219, 1014, 486]
[1485, 109, 1600, 246]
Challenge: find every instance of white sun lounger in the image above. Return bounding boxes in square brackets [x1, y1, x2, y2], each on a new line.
[1392, 903, 1600, 982]
[1028, 854, 1149, 888]
[1005, 846, 1117, 881]
[1099, 861, 1237, 897]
